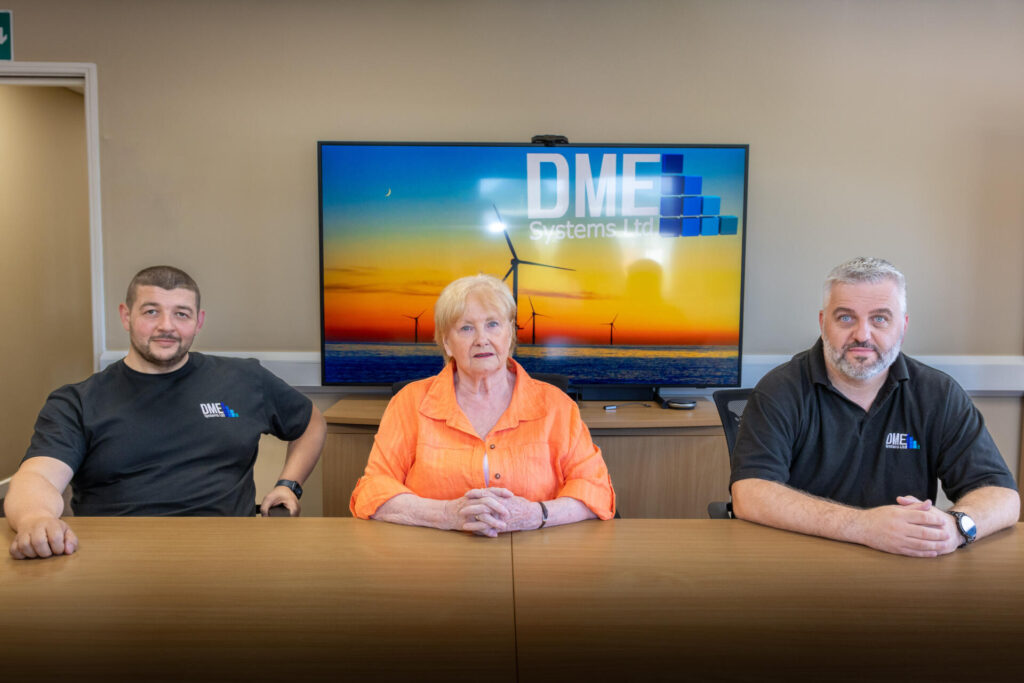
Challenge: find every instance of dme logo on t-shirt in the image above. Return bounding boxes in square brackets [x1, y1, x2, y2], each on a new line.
[885, 432, 920, 450]
[200, 402, 240, 419]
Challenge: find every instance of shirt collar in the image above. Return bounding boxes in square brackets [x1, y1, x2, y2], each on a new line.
[500, 359, 547, 425]
[419, 358, 544, 435]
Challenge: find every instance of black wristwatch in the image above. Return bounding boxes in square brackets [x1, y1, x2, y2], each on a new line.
[948, 510, 977, 547]
[275, 479, 303, 499]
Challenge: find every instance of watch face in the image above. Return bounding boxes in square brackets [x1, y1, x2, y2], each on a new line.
[959, 514, 977, 540]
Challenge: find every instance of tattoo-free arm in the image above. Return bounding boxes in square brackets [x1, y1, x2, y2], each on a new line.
[6, 457, 77, 559]
[731, 478, 957, 557]
[259, 404, 327, 516]
[949, 485, 1020, 540]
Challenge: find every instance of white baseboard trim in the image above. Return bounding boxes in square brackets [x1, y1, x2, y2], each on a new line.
[100, 350, 1024, 397]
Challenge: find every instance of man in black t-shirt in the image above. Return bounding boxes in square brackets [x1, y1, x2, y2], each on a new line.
[6, 266, 327, 560]
[730, 257, 1019, 557]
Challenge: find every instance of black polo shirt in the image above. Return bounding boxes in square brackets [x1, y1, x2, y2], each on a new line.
[730, 339, 1016, 508]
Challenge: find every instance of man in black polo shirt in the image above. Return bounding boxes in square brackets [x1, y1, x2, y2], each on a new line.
[6, 266, 327, 559]
[731, 257, 1019, 557]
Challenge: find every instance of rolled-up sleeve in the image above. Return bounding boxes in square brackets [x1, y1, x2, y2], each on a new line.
[349, 390, 419, 519]
[556, 406, 615, 520]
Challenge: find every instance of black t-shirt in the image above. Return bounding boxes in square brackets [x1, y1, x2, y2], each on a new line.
[730, 339, 1016, 508]
[24, 353, 313, 516]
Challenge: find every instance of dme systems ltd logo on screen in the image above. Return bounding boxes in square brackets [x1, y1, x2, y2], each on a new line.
[525, 152, 739, 243]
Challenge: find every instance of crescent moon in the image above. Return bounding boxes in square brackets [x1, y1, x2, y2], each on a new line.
[385, 187, 392, 197]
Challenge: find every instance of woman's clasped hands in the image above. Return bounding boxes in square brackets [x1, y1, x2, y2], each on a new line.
[446, 487, 542, 537]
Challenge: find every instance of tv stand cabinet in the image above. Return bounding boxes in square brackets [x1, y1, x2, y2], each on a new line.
[322, 397, 730, 518]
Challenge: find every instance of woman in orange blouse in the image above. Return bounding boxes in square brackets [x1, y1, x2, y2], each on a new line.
[350, 274, 615, 536]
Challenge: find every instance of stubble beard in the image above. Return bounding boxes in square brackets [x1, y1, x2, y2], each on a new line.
[132, 335, 191, 370]
[823, 336, 901, 381]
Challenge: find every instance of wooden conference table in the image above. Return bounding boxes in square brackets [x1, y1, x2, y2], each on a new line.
[3, 519, 1023, 682]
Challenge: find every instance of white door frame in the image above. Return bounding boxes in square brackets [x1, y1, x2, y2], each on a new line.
[0, 62, 104, 370]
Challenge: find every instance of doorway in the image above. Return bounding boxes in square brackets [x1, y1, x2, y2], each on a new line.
[0, 63, 102, 483]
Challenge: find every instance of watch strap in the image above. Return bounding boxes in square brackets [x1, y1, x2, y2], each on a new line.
[949, 510, 976, 546]
[276, 479, 303, 499]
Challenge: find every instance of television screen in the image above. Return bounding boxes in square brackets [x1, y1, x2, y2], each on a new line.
[319, 142, 748, 398]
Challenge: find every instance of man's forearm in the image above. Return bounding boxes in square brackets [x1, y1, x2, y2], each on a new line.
[731, 478, 863, 544]
[276, 405, 327, 484]
[5, 470, 65, 531]
[951, 486, 1021, 540]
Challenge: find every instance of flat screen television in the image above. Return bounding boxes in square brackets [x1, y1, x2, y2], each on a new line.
[319, 141, 748, 400]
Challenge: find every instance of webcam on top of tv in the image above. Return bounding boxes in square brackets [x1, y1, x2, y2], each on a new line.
[531, 134, 569, 146]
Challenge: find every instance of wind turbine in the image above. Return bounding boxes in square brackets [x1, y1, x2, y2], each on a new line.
[403, 311, 425, 343]
[527, 297, 548, 345]
[603, 314, 618, 345]
[491, 204, 574, 308]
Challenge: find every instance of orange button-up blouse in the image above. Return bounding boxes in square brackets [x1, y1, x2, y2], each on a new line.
[349, 360, 615, 520]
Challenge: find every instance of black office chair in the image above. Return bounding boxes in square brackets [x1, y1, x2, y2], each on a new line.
[391, 372, 572, 396]
[527, 372, 571, 394]
[391, 377, 430, 395]
[708, 388, 752, 519]
[254, 503, 291, 517]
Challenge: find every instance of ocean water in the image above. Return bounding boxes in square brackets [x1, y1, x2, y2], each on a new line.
[323, 343, 738, 386]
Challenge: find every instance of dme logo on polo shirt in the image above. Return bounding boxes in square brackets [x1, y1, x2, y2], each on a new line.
[200, 402, 239, 419]
[885, 432, 921, 450]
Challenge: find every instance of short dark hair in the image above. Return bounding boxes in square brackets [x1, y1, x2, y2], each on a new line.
[125, 266, 201, 310]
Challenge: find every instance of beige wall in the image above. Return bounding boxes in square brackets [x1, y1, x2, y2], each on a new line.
[5, 1, 1022, 496]
[975, 398, 1022, 483]
[0, 84, 92, 477]
[7, 0, 1022, 357]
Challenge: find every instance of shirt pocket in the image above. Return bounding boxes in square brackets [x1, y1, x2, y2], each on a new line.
[406, 441, 479, 499]
[494, 441, 561, 500]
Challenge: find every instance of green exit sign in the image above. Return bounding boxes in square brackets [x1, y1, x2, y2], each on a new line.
[0, 11, 12, 61]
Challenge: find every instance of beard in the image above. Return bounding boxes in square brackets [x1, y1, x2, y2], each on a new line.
[131, 334, 191, 370]
[822, 336, 901, 381]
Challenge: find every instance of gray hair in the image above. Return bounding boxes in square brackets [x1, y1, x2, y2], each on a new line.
[434, 274, 517, 365]
[823, 257, 906, 314]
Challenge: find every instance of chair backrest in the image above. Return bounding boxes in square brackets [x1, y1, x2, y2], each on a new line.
[712, 388, 752, 463]
[528, 372, 571, 394]
[391, 373, 572, 396]
[708, 388, 752, 519]
[391, 378, 427, 396]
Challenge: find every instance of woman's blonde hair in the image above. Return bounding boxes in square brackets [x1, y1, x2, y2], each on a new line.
[434, 274, 517, 364]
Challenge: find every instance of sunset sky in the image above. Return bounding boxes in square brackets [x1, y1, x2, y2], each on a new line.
[321, 144, 746, 347]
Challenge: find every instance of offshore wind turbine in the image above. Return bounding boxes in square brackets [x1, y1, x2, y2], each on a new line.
[527, 297, 549, 345]
[491, 204, 574, 308]
[403, 311, 425, 343]
[603, 314, 618, 345]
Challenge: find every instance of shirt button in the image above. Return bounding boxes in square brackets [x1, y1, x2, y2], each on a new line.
[494, 473, 501, 480]
[489, 443, 496, 449]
